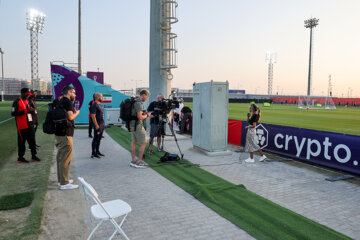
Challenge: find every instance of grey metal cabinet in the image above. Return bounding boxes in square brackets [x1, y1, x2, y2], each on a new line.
[192, 81, 229, 152]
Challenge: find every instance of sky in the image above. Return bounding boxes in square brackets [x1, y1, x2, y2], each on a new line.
[0, 0, 359, 97]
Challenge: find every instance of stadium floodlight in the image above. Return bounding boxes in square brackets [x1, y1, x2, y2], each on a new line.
[265, 51, 277, 97]
[0, 48, 4, 101]
[26, 8, 46, 90]
[304, 17, 319, 105]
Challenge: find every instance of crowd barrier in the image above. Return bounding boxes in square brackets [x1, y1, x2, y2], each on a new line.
[228, 119, 360, 175]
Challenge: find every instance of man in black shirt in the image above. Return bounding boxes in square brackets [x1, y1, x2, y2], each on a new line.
[55, 86, 80, 190]
[147, 94, 165, 154]
[90, 93, 105, 158]
[88, 94, 95, 138]
[180, 106, 192, 134]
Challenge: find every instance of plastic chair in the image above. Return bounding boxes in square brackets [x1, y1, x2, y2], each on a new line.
[78, 177, 132, 240]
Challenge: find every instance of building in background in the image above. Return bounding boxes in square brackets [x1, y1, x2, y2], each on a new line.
[0, 77, 50, 95]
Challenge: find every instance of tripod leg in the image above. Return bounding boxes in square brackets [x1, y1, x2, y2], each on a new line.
[167, 121, 184, 159]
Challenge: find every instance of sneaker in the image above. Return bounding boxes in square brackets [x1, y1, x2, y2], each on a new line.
[17, 157, 29, 164]
[57, 179, 74, 186]
[31, 156, 41, 162]
[134, 162, 146, 169]
[148, 150, 153, 155]
[97, 152, 105, 157]
[130, 161, 136, 167]
[157, 147, 164, 152]
[91, 154, 100, 159]
[244, 158, 255, 163]
[60, 183, 79, 190]
[138, 160, 148, 166]
[259, 155, 267, 162]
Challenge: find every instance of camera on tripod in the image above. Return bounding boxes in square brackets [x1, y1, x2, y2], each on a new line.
[154, 97, 180, 115]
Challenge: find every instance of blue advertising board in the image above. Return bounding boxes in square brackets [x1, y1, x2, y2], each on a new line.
[241, 121, 360, 175]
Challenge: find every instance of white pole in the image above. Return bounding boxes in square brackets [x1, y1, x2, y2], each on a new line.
[0, 48, 4, 101]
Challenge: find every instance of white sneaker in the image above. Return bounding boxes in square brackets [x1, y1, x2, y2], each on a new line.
[57, 179, 74, 186]
[259, 155, 267, 162]
[244, 158, 255, 163]
[60, 183, 79, 190]
[134, 162, 146, 168]
[130, 161, 136, 167]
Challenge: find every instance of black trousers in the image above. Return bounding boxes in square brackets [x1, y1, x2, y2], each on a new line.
[92, 124, 105, 155]
[88, 117, 93, 137]
[18, 127, 37, 158]
[181, 112, 192, 133]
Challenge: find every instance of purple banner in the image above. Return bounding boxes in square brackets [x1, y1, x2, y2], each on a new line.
[241, 121, 360, 175]
[87, 72, 104, 84]
[51, 64, 84, 110]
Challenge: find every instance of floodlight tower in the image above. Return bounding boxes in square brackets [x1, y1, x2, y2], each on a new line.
[265, 51, 276, 97]
[304, 17, 319, 104]
[149, 0, 178, 102]
[328, 75, 332, 97]
[0, 48, 4, 101]
[26, 9, 46, 91]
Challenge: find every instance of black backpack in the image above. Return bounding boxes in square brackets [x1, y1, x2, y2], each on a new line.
[120, 98, 138, 131]
[43, 102, 68, 134]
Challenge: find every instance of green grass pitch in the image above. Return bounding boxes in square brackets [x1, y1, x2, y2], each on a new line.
[185, 103, 360, 136]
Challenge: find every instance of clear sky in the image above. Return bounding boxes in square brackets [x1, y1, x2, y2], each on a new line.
[0, 0, 359, 97]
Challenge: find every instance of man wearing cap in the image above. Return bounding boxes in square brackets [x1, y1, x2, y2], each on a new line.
[11, 88, 40, 163]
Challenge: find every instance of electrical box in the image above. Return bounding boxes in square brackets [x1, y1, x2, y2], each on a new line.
[105, 108, 121, 125]
[192, 81, 229, 152]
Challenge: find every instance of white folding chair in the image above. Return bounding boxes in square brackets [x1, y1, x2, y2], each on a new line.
[78, 177, 132, 240]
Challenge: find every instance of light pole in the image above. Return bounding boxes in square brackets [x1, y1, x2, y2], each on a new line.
[131, 79, 143, 94]
[304, 17, 319, 105]
[78, 0, 82, 75]
[26, 8, 46, 91]
[266, 51, 276, 98]
[0, 48, 4, 101]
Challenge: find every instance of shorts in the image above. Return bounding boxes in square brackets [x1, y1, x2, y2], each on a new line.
[150, 123, 164, 138]
[131, 124, 147, 144]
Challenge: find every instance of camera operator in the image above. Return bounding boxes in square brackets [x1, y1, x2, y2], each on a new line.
[130, 89, 151, 168]
[179, 105, 192, 134]
[147, 94, 165, 154]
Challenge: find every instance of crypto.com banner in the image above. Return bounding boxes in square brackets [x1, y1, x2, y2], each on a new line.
[241, 121, 360, 175]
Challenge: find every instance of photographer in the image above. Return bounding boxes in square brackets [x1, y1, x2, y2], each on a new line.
[179, 106, 192, 134]
[130, 89, 151, 168]
[147, 94, 165, 154]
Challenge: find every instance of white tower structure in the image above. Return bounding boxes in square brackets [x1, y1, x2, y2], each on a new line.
[304, 17, 319, 104]
[149, 0, 178, 102]
[26, 9, 45, 91]
[328, 75, 333, 97]
[265, 52, 276, 97]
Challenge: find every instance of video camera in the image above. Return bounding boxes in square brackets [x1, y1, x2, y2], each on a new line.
[154, 97, 180, 115]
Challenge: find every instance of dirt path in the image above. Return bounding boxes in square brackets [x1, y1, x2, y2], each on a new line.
[39, 149, 89, 240]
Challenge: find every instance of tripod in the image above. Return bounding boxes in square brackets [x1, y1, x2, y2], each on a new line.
[146, 113, 184, 159]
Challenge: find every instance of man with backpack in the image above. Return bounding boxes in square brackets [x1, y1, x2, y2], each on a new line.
[11, 88, 41, 164]
[55, 86, 80, 190]
[121, 90, 151, 168]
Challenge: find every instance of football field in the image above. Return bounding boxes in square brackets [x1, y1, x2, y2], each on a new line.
[185, 103, 360, 136]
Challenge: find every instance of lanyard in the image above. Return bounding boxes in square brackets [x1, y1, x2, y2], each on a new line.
[19, 99, 27, 110]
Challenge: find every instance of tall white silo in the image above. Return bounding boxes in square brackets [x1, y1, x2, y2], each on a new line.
[149, 0, 178, 101]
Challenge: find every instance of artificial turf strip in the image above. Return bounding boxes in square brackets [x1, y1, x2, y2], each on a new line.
[0, 192, 34, 210]
[106, 127, 351, 240]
